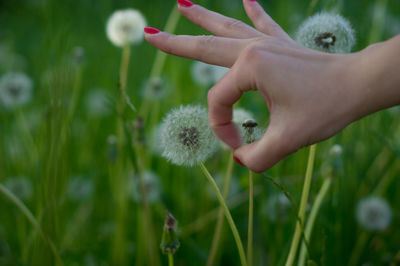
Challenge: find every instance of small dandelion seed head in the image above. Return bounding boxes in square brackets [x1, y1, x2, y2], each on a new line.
[191, 61, 229, 87]
[106, 8, 147, 47]
[263, 193, 291, 222]
[131, 171, 161, 204]
[356, 196, 392, 231]
[0, 72, 33, 110]
[160, 105, 218, 167]
[5, 176, 33, 201]
[141, 76, 170, 100]
[85, 89, 112, 118]
[67, 176, 94, 202]
[295, 12, 355, 53]
[72, 46, 85, 65]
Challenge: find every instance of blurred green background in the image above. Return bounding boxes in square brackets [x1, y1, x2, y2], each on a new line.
[0, 0, 399, 265]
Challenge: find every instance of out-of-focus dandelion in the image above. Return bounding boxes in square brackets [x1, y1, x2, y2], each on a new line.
[72, 46, 85, 65]
[85, 89, 112, 118]
[4, 177, 33, 201]
[67, 176, 94, 201]
[263, 193, 292, 222]
[131, 171, 161, 204]
[107, 135, 118, 162]
[106, 9, 147, 47]
[160, 105, 218, 167]
[141, 76, 170, 100]
[356, 196, 392, 231]
[0, 72, 33, 110]
[295, 12, 355, 53]
[191, 61, 229, 87]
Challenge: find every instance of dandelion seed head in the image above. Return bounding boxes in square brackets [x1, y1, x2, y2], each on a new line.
[160, 105, 218, 166]
[0, 72, 33, 110]
[67, 177, 94, 201]
[131, 171, 161, 204]
[263, 193, 291, 222]
[141, 76, 170, 100]
[191, 61, 229, 87]
[106, 9, 147, 47]
[85, 89, 112, 118]
[356, 196, 392, 231]
[295, 12, 355, 53]
[5, 177, 33, 201]
[329, 144, 343, 157]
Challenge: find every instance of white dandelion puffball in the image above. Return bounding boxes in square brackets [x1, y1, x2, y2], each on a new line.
[67, 177, 94, 201]
[131, 171, 161, 204]
[160, 105, 218, 167]
[264, 193, 292, 222]
[0, 72, 33, 110]
[356, 196, 392, 231]
[5, 177, 33, 201]
[141, 76, 170, 100]
[295, 12, 355, 53]
[106, 8, 147, 47]
[85, 89, 112, 118]
[191, 61, 229, 87]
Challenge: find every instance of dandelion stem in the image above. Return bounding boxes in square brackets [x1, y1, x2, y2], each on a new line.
[199, 163, 247, 266]
[0, 184, 63, 266]
[207, 155, 234, 266]
[168, 254, 174, 266]
[247, 170, 254, 266]
[285, 144, 316, 266]
[298, 177, 332, 266]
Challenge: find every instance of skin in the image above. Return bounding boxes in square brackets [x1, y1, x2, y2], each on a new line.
[145, 0, 400, 173]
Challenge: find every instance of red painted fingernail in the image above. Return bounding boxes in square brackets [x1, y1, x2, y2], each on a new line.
[144, 27, 161, 34]
[249, 0, 257, 2]
[233, 156, 245, 166]
[177, 0, 194, 7]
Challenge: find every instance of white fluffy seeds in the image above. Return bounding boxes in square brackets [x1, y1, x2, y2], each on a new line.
[0, 72, 33, 110]
[160, 105, 218, 166]
[356, 196, 392, 231]
[191, 61, 229, 87]
[106, 9, 147, 47]
[295, 12, 355, 53]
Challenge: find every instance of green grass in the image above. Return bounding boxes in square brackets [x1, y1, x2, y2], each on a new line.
[0, 0, 399, 265]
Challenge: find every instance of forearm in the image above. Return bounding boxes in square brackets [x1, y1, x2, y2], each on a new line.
[352, 35, 400, 119]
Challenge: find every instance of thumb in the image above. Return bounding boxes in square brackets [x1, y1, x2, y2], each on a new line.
[233, 123, 296, 173]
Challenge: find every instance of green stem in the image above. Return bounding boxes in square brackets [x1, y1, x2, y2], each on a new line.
[199, 163, 247, 266]
[207, 155, 234, 266]
[0, 184, 63, 265]
[298, 177, 332, 266]
[285, 144, 316, 266]
[168, 254, 174, 266]
[247, 170, 254, 266]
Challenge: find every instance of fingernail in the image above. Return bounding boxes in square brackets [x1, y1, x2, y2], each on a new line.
[249, 0, 257, 2]
[233, 156, 245, 166]
[177, 0, 194, 7]
[144, 27, 161, 34]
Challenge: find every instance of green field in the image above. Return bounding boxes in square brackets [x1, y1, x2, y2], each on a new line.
[0, 0, 399, 265]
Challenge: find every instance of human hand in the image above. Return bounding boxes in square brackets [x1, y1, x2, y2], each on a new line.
[144, 0, 397, 172]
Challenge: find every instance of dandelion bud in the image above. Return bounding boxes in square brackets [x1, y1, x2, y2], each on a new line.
[356, 196, 392, 231]
[131, 116, 146, 143]
[160, 212, 180, 255]
[160, 105, 218, 166]
[295, 12, 355, 53]
[107, 135, 118, 162]
[106, 9, 147, 47]
[72, 46, 85, 65]
[0, 72, 33, 110]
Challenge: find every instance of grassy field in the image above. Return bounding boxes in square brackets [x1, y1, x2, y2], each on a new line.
[0, 0, 399, 265]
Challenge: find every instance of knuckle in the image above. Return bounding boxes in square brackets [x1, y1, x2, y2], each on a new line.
[196, 35, 216, 59]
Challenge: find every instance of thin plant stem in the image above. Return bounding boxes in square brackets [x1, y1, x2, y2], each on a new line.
[199, 163, 247, 266]
[168, 254, 174, 266]
[285, 144, 317, 266]
[0, 184, 63, 266]
[247, 170, 254, 266]
[298, 177, 332, 266]
[207, 155, 234, 266]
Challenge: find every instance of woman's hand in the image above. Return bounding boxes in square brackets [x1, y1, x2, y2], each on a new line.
[144, 0, 400, 172]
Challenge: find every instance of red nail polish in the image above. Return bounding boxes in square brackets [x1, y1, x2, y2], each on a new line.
[177, 0, 194, 7]
[144, 27, 161, 34]
[249, 0, 257, 2]
[233, 156, 245, 166]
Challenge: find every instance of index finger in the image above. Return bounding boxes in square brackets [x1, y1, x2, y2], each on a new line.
[144, 29, 249, 67]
